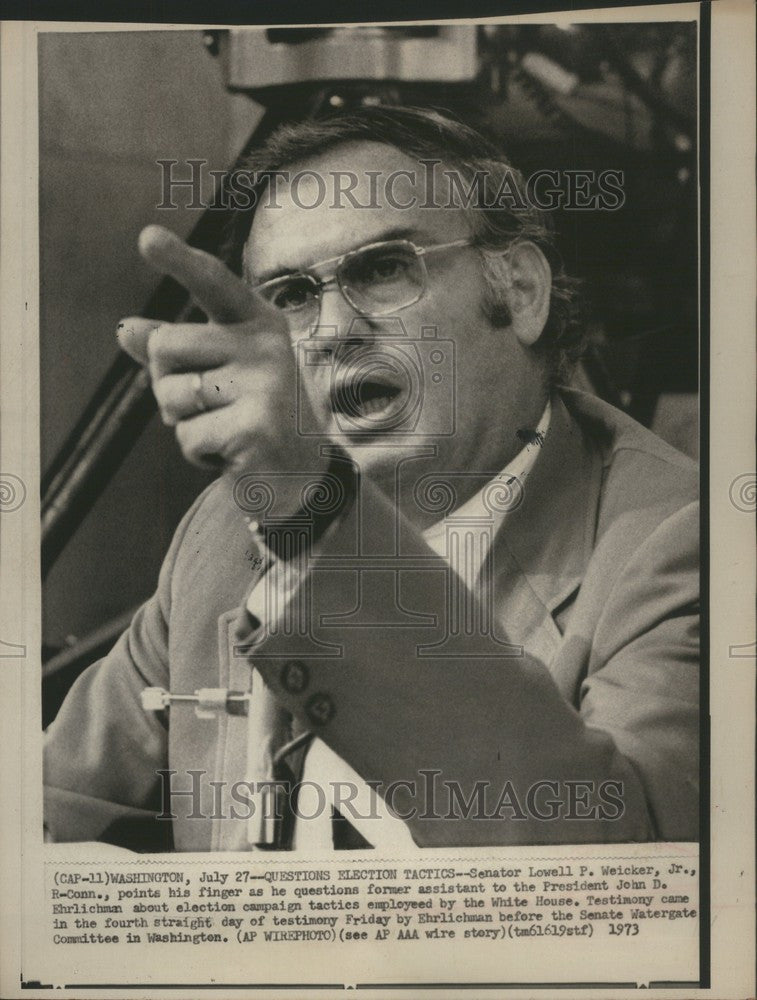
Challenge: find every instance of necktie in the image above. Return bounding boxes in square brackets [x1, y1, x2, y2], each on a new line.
[245, 667, 293, 848]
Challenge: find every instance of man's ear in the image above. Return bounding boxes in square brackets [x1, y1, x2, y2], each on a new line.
[498, 241, 552, 347]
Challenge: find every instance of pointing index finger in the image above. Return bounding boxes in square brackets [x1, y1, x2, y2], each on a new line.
[138, 224, 262, 324]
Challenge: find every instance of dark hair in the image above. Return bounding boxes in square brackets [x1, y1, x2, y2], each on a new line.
[223, 105, 584, 385]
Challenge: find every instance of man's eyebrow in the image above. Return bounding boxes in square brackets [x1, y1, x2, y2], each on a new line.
[247, 226, 434, 285]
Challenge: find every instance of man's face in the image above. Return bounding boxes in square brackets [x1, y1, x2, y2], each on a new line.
[245, 141, 544, 495]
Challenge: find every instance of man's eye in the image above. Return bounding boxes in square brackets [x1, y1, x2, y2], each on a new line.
[353, 251, 413, 285]
[269, 278, 317, 311]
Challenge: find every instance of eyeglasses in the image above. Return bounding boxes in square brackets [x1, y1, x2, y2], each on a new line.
[253, 237, 473, 332]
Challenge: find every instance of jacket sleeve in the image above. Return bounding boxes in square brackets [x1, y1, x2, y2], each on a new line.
[43, 486, 213, 844]
[240, 477, 698, 846]
[579, 500, 699, 841]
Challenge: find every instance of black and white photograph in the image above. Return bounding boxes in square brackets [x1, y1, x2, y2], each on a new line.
[0, 2, 754, 996]
[41, 17, 701, 853]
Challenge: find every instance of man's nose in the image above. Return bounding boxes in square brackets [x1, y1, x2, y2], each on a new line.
[317, 284, 378, 344]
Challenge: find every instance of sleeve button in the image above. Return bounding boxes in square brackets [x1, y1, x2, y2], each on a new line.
[305, 692, 335, 726]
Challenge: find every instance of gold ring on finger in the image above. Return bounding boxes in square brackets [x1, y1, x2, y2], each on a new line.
[191, 371, 207, 413]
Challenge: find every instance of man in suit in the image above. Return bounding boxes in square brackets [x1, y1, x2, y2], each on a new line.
[44, 107, 699, 850]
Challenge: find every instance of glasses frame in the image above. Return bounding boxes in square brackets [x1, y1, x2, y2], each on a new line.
[253, 237, 474, 327]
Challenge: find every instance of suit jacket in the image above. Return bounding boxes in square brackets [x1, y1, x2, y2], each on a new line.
[44, 388, 699, 849]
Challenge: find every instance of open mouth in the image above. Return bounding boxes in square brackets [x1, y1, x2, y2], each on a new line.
[331, 376, 404, 420]
[329, 350, 414, 429]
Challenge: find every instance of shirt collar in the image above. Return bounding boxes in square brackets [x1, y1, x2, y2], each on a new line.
[423, 399, 552, 561]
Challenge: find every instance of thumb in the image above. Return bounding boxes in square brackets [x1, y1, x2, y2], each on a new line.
[117, 316, 161, 366]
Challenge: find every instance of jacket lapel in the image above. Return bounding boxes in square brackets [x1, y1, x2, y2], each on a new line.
[486, 391, 603, 665]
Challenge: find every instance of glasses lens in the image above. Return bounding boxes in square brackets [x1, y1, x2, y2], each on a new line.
[258, 274, 320, 329]
[339, 242, 424, 313]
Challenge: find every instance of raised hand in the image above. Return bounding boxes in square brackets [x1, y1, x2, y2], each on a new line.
[117, 224, 330, 516]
